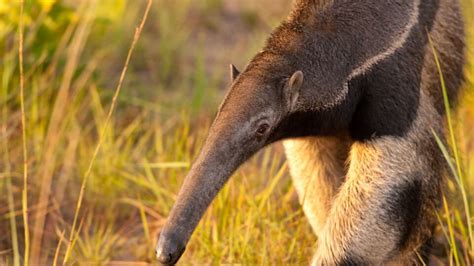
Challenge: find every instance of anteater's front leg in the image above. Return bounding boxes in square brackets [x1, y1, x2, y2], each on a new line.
[283, 136, 351, 236]
[314, 133, 442, 265]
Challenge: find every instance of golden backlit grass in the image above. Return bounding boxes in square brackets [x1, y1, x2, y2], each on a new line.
[0, 0, 473, 264]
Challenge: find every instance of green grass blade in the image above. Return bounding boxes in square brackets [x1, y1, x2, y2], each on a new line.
[428, 33, 473, 254]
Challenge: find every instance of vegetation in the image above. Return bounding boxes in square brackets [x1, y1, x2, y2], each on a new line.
[0, 0, 473, 264]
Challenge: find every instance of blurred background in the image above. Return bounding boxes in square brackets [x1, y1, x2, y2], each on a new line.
[0, 0, 473, 264]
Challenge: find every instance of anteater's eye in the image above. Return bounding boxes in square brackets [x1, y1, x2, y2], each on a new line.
[256, 123, 270, 137]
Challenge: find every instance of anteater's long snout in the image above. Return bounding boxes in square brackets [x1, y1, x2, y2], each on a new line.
[155, 127, 251, 265]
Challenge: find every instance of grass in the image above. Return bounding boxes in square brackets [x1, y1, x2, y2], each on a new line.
[17, 1, 29, 265]
[0, 0, 473, 264]
[62, 1, 153, 264]
[429, 29, 473, 264]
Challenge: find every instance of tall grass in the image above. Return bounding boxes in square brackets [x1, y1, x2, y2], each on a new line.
[0, 0, 473, 264]
[3, 67, 20, 266]
[17, 1, 30, 265]
[428, 32, 473, 265]
[427, 1, 474, 264]
[29, 2, 97, 263]
[62, 0, 153, 263]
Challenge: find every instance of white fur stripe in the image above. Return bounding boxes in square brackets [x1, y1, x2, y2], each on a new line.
[321, 0, 421, 109]
[319, 82, 349, 110]
[349, 0, 421, 79]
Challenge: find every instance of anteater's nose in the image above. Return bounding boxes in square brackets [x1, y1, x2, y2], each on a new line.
[155, 250, 171, 265]
[156, 231, 186, 265]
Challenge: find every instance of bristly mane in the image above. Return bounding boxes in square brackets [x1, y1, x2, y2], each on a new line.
[242, 0, 337, 79]
[292, 0, 334, 14]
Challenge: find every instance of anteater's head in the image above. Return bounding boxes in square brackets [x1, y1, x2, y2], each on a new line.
[156, 57, 305, 265]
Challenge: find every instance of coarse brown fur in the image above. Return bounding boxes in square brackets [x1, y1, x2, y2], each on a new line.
[156, 0, 465, 265]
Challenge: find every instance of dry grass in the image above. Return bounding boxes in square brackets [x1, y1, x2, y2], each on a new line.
[0, 0, 473, 264]
[17, 1, 29, 265]
[62, 1, 153, 264]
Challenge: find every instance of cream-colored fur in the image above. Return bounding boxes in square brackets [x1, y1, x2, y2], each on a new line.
[283, 135, 350, 235]
[286, 92, 442, 265]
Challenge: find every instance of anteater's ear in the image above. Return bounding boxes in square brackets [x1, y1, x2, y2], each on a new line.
[285, 70, 304, 110]
[230, 64, 240, 82]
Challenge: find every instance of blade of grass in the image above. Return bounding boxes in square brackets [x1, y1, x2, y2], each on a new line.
[62, 1, 154, 264]
[2, 100, 20, 266]
[5, 175, 20, 266]
[18, 0, 30, 264]
[2, 29, 20, 266]
[428, 33, 473, 253]
[415, 250, 427, 266]
[143, 161, 190, 169]
[433, 131, 462, 187]
[436, 210, 451, 251]
[442, 195, 462, 266]
[53, 230, 65, 266]
[5, 172, 20, 265]
[137, 195, 151, 256]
